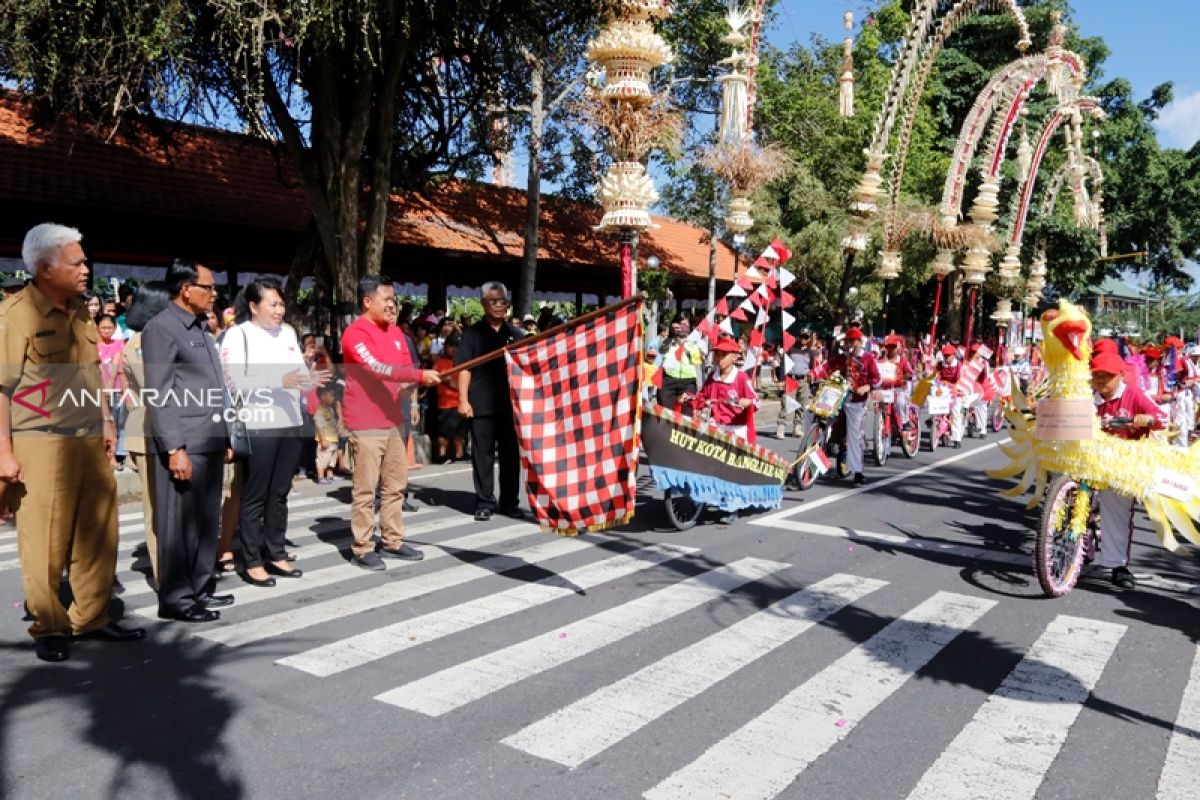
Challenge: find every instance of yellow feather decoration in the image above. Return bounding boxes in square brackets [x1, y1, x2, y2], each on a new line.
[986, 300, 1200, 552]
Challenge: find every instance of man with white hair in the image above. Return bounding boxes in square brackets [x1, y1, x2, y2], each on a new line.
[0, 223, 144, 662]
[456, 281, 525, 521]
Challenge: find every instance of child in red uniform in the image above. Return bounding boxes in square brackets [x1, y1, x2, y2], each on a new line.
[433, 335, 467, 462]
[1090, 348, 1165, 589]
[699, 337, 759, 443]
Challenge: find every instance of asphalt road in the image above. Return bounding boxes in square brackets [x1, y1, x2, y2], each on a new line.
[1, 414, 1198, 800]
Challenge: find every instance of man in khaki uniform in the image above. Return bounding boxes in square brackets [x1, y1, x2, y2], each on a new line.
[0, 223, 144, 662]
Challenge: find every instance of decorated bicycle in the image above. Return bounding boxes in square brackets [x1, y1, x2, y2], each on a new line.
[988, 301, 1200, 596]
[789, 371, 851, 490]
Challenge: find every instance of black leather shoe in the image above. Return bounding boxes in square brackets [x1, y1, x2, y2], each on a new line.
[1111, 566, 1137, 590]
[500, 506, 524, 520]
[239, 570, 277, 588]
[157, 605, 220, 623]
[35, 636, 70, 662]
[474, 508, 493, 521]
[853, 473, 866, 487]
[196, 592, 235, 608]
[76, 622, 146, 642]
[285, 553, 297, 562]
[266, 563, 303, 578]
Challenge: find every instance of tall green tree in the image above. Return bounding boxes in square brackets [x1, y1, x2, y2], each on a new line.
[0, 0, 588, 308]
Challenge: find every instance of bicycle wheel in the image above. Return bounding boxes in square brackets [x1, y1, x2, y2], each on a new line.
[664, 488, 704, 531]
[899, 407, 920, 458]
[1035, 475, 1089, 597]
[791, 425, 821, 491]
[991, 401, 1006, 432]
[872, 409, 889, 467]
[927, 416, 941, 452]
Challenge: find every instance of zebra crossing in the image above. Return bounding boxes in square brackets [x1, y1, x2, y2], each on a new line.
[101, 493, 1200, 800]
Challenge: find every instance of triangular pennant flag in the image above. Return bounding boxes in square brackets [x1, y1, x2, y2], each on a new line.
[778, 267, 796, 289]
[782, 310, 796, 329]
[752, 256, 772, 269]
[769, 238, 792, 264]
[784, 394, 802, 415]
[761, 244, 780, 262]
[729, 304, 749, 322]
[726, 283, 747, 298]
[783, 332, 796, 351]
[755, 306, 770, 327]
[718, 317, 735, 335]
[743, 266, 763, 281]
[780, 290, 796, 309]
[766, 272, 779, 291]
[739, 297, 757, 316]
[736, 275, 754, 292]
[752, 283, 772, 303]
[714, 298, 729, 316]
[695, 317, 713, 337]
[651, 365, 664, 389]
[786, 377, 799, 395]
[749, 328, 766, 348]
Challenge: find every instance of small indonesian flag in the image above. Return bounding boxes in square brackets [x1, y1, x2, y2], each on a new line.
[808, 447, 832, 475]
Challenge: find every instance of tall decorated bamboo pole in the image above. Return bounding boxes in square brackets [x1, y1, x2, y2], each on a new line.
[586, 0, 677, 298]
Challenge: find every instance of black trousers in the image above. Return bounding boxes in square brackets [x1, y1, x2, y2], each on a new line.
[239, 428, 302, 569]
[658, 375, 697, 412]
[469, 412, 520, 512]
[155, 450, 224, 613]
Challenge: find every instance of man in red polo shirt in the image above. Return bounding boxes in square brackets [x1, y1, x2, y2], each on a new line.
[341, 276, 440, 571]
[1089, 346, 1165, 589]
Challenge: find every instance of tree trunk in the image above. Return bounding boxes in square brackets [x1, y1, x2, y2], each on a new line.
[517, 54, 544, 318]
[360, 20, 410, 279]
[945, 270, 964, 342]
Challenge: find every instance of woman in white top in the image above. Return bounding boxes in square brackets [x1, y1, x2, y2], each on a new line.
[219, 278, 329, 587]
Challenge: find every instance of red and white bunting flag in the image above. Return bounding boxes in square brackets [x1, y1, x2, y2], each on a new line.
[769, 238, 793, 263]
[778, 267, 796, 289]
[744, 265, 763, 281]
[718, 316, 735, 335]
[808, 447, 832, 475]
[729, 304, 749, 322]
[780, 290, 796, 309]
[727, 282, 747, 298]
[714, 298, 729, 316]
[781, 309, 797, 330]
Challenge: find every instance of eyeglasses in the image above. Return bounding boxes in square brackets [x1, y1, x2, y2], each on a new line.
[189, 283, 217, 294]
[484, 298, 510, 306]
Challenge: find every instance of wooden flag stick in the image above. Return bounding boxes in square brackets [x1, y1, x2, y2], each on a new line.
[437, 293, 645, 379]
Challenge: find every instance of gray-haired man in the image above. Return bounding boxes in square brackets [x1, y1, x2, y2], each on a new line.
[455, 282, 525, 521]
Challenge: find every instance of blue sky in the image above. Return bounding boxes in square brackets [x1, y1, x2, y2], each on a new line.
[771, 0, 1200, 149]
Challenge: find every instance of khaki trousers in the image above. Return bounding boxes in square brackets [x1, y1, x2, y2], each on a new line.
[348, 426, 408, 556]
[11, 435, 117, 639]
[129, 451, 158, 582]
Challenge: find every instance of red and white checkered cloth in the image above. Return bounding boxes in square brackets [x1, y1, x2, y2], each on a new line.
[506, 301, 644, 534]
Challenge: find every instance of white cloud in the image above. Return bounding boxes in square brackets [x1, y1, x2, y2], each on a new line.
[1156, 89, 1200, 149]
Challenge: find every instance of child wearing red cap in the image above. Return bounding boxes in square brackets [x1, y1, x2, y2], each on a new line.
[827, 327, 881, 485]
[1088, 347, 1166, 589]
[879, 334, 914, 427]
[699, 337, 759, 444]
[930, 345, 966, 448]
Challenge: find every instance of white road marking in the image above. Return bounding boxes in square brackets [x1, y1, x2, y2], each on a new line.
[502, 572, 887, 768]
[1157, 644, 1200, 800]
[194, 530, 601, 647]
[643, 591, 996, 800]
[753, 441, 1005, 524]
[375, 557, 790, 717]
[279, 543, 700, 677]
[906, 615, 1126, 800]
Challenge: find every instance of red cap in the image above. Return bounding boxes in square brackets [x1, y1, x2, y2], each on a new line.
[941, 345, 958, 357]
[1143, 345, 1162, 360]
[1090, 349, 1126, 376]
[1164, 336, 1185, 350]
[713, 337, 742, 354]
[845, 327, 864, 342]
[1092, 338, 1118, 355]
[883, 334, 903, 347]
